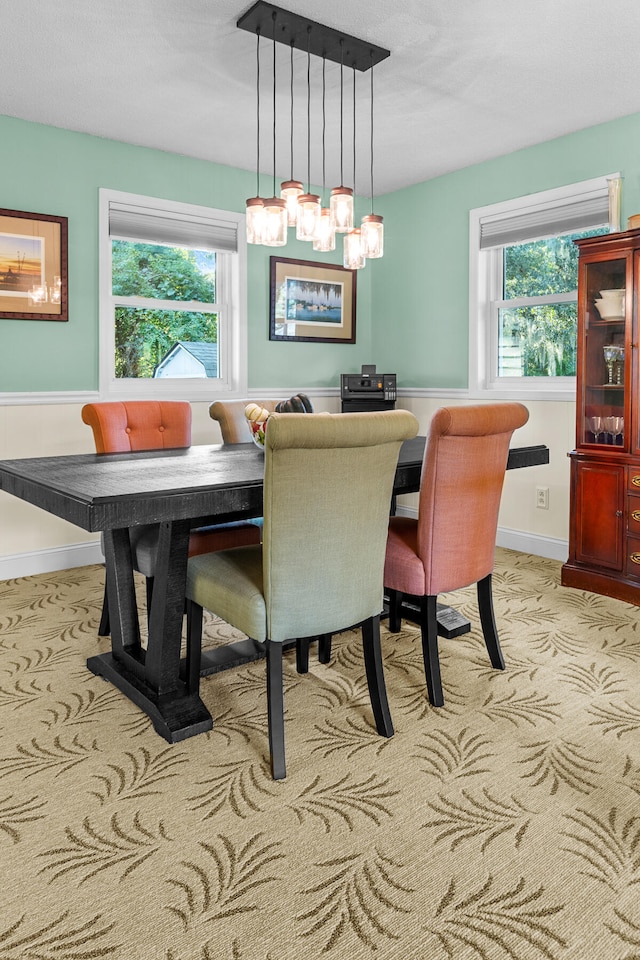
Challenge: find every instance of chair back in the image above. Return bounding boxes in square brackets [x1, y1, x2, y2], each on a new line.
[81, 401, 192, 453]
[209, 400, 280, 444]
[262, 410, 418, 642]
[417, 403, 529, 596]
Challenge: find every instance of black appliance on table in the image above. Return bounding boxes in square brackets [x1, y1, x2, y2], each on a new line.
[340, 365, 396, 412]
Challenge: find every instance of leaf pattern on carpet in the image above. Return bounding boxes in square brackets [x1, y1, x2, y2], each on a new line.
[517, 737, 602, 795]
[165, 833, 284, 926]
[0, 732, 100, 779]
[561, 807, 640, 892]
[587, 700, 640, 739]
[0, 793, 47, 843]
[425, 875, 566, 959]
[296, 848, 413, 952]
[90, 746, 189, 803]
[412, 727, 494, 781]
[188, 760, 275, 819]
[39, 811, 173, 884]
[422, 786, 533, 852]
[0, 911, 119, 959]
[286, 771, 398, 833]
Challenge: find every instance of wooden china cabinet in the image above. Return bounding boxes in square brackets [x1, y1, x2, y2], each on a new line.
[562, 227, 640, 604]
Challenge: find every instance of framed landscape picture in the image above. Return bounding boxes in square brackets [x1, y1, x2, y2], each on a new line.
[269, 257, 356, 343]
[0, 208, 68, 321]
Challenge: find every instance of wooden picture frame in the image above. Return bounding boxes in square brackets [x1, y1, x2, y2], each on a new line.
[269, 256, 356, 343]
[0, 208, 68, 321]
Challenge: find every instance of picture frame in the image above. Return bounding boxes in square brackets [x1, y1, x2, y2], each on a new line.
[269, 256, 356, 343]
[0, 208, 68, 321]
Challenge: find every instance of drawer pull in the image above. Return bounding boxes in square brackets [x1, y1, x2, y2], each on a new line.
[631, 553, 640, 565]
[632, 510, 640, 523]
[632, 476, 640, 487]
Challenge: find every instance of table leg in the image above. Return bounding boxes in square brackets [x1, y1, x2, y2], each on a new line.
[87, 520, 213, 743]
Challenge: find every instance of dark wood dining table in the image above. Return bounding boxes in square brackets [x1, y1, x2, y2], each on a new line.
[0, 437, 548, 743]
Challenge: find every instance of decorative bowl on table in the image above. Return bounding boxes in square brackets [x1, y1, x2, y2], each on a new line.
[245, 403, 271, 450]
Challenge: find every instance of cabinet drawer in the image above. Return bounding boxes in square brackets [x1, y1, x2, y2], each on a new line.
[627, 536, 640, 581]
[630, 496, 640, 535]
[629, 471, 640, 492]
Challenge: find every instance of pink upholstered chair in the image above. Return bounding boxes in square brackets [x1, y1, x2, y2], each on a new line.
[384, 402, 529, 706]
[82, 400, 261, 636]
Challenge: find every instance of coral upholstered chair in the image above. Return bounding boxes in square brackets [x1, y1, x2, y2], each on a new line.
[81, 400, 261, 636]
[185, 409, 419, 779]
[384, 402, 529, 707]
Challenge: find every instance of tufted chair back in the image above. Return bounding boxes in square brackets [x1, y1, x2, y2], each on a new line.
[81, 401, 192, 453]
[209, 400, 280, 444]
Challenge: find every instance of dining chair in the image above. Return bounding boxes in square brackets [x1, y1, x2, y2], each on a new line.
[384, 402, 529, 707]
[81, 400, 261, 637]
[185, 408, 419, 779]
[209, 395, 314, 444]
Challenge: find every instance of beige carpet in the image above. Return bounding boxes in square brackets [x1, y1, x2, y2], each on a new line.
[1, 548, 640, 959]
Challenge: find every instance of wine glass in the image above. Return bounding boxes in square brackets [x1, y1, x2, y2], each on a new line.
[588, 416, 604, 443]
[609, 416, 624, 445]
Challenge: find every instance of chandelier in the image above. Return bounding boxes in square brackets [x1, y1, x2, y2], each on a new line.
[237, 1, 390, 269]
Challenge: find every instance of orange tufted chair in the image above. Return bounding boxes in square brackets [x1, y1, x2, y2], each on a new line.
[82, 400, 261, 636]
[384, 402, 529, 707]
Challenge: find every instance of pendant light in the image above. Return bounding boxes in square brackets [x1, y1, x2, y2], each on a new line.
[280, 40, 303, 225]
[262, 10, 287, 246]
[313, 54, 336, 252]
[245, 26, 265, 244]
[330, 39, 354, 233]
[361, 50, 384, 258]
[296, 27, 321, 241]
[344, 65, 365, 269]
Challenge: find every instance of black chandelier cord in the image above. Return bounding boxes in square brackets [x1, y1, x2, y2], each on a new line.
[272, 10, 277, 197]
[321, 54, 326, 198]
[339, 39, 344, 187]
[289, 40, 295, 180]
[352, 63, 357, 196]
[370, 49, 374, 213]
[255, 26, 261, 197]
[306, 27, 312, 193]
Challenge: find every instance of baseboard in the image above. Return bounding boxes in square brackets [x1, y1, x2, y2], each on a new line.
[394, 504, 568, 562]
[0, 540, 104, 580]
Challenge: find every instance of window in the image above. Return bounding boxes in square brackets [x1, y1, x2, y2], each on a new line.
[99, 190, 247, 399]
[469, 176, 614, 399]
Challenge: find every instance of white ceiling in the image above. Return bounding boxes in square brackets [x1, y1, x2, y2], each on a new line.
[3, 0, 640, 196]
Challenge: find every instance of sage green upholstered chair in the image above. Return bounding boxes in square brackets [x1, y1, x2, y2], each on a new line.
[185, 409, 419, 780]
[384, 402, 529, 707]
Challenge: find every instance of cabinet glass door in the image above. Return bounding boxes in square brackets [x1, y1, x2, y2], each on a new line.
[580, 256, 627, 450]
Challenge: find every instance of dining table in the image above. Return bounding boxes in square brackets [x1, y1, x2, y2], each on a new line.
[0, 436, 548, 742]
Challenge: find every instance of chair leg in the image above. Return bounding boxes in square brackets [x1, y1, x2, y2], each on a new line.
[98, 576, 110, 637]
[420, 595, 444, 707]
[296, 638, 310, 674]
[362, 615, 394, 738]
[387, 589, 402, 632]
[184, 600, 203, 695]
[477, 574, 505, 670]
[266, 639, 286, 780]
[318, 634, 332, 664]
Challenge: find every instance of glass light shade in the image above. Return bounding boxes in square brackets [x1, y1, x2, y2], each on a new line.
[296, 194, 321, 241]
[343, 228, 366, 270]
[280, 180, 304, 226]
[361, 214, 384, 259]
[28, 283, 47, 304]
[330, 186, 354, 233]
[262, 197, 288, 247]
[313, 208, 336, 252]
[246, 197, 265, 244]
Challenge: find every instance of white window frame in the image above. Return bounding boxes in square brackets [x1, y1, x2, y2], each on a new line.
[99, 189, 247, 400]
[469, 175, 615, 401]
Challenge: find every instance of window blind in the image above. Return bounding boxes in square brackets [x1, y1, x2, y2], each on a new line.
[109, 201, 238, 252]
[479, 189, 609, 250]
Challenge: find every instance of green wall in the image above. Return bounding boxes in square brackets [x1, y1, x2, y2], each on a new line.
[0, 114, 373, 393]
[4, 109, 640, 394]
[372, 111, 640, 388]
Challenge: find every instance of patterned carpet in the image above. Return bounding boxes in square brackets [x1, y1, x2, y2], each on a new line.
[1, 549, 640, 959]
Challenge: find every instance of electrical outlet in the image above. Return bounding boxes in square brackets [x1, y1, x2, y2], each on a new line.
[536, 486, 549, 509]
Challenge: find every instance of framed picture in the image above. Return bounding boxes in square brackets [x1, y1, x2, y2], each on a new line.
[269, 257, 356, 343]
[0, 208, 68, 321]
